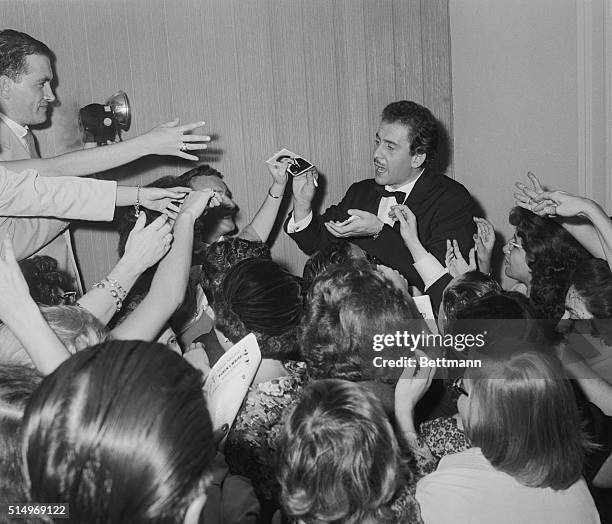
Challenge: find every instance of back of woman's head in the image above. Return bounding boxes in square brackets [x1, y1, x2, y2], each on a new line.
[22, 340, 215, 524]
[509, 207, 590, 321]
[463, 349, 587, 489]
[213, 258, 304, 360]
[277, 379, 401, 524]
[440, 271, 501, 333]
[569, 258, 612, 319]
[0, 305, 108, 367]
[0, 365, 42, 507]
[302, 241, 370, 289]
[301, 265, 426, 382]
[451, 291, 546, 344]
[200, 237, 272, 304]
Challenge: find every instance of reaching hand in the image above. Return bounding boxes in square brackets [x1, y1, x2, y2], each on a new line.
[395, 349, 435, 412]
[531, 190, 593, 218]
[445, 239, 476, 277]
[267, 160, 289, 186]
[324, 209, 383, 238]
[473, 217, 495, 273]
[291, 168, 318, 209]
[390, 204, 420, 246]
[179, 189, 224, 221]
[513, 171, 548, 215]
[0, 235, 37, 321]
[122, 213, 174, 272]
[143, 118, 211, 161]
[139, 186, 191, 216]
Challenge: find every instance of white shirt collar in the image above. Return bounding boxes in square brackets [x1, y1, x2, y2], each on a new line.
[0, 113, 29, 139]
[384, 169, 425, 196]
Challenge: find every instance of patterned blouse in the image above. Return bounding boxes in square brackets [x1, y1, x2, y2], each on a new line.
[225, 361, 307, 501]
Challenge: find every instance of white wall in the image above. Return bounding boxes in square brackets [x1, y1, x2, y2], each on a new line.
[449, 0, 607, 285]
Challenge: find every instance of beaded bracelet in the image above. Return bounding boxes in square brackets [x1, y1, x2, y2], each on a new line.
[93, 277, 127, 312]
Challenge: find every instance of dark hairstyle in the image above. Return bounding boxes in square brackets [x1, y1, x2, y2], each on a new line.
[302, 241, 370, 289]
[509, 206, 590, 322]
[464, 350, 591, 489]
[0, 365, 42, 511]
[0, 29, 53, 79]
[22, 340, 215, 524]
[200, 237, 271, 305]
[300, 265, 425, 382]
[569, 258, 612, 319]
[277, 379, 404, 524]
[567, 258, 612, 343]
[451, 291, 547, 345]
[440, 271, 501, 333]
[18, 256, 76, 305]
[213, 258, 303, 360]
[381, 100, 438, 166]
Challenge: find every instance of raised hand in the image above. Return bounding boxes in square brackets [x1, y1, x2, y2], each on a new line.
[445, 239, 476, 277]
[139, 186, 191, 215]
[121, 213, 174, 272]
[291, 168, 319, 218]
[179, 189, 221, 221]
[531, 190, 593, 218]
[514, 171, 547, 215]
[143, 118, 211, 161]
[390, 204, 419, 246]
[0, 235, 35, 321]
[473, 217, 495, 274]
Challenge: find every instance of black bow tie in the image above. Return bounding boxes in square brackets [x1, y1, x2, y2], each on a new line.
[375, 186, 406, 204]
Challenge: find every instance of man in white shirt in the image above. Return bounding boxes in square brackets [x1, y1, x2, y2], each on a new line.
[0, 29, 207, 291]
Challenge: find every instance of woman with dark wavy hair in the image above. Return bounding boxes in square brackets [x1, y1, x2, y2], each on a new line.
[277, 379, 421, 524]
[214, 257, 306, 503]
[505, 206, 590, 323]
[21, 340, 216, 524]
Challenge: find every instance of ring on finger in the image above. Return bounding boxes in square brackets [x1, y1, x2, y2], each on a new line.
[180, 143, 188, 152]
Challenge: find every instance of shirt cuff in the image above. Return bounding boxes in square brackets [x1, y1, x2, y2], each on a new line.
[413, 252, 448, 290]
[287, 211, 313, 233]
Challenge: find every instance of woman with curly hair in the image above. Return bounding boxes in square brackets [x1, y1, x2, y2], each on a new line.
[300, 264, 427, 399]
[277, 379, 422, 524]
[213, 257, 305, 505]
[505, 206, 590, 323]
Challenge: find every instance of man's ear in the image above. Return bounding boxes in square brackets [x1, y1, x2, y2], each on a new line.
[0, 75, 13, 99]
[411, 152, 426, 169]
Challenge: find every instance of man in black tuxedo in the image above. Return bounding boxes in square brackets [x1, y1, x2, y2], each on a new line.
[285, 100, 476, 292]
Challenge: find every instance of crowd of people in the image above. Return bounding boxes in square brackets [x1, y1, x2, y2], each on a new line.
[0, 28, 611, 524]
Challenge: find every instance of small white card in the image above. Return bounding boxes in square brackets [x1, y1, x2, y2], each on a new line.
[266, 148, 314, 177]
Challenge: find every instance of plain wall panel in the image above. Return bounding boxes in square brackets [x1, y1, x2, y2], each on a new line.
[0, 0, 452, 285]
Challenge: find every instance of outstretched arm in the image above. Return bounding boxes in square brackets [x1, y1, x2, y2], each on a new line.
[239, 161, 289, 242]
[0, 236, 69, 374]
[1, 119, 210, 177]
[514, 172, 608, 260]
[111, 190, 218, 341]
[77, 213, 173, 325]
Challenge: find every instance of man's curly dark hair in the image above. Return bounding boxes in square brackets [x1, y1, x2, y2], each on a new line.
[509, 206, 590, 323]
[381, 100, 439, 167]
[213, 258, 303, 361]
